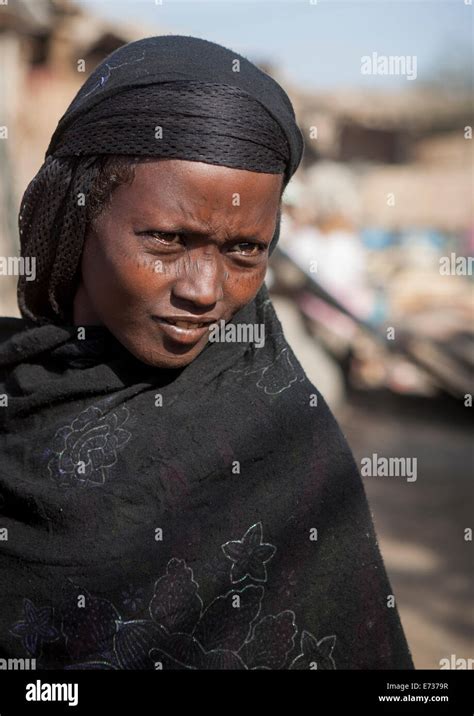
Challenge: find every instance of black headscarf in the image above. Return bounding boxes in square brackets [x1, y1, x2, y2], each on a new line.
[18, 35, 303, 325]
[0, 36, 413, 671]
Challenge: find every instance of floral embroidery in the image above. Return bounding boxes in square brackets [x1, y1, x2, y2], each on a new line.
[9, 523, 337, 670]
[289, 632, 337, 670]
[10, 598, 60, 657]
[59, 583, 122, 661]
[222, 522, 276, 583]
[149, 559, 203, 635]
[121, 585, 146, 615]
[238, 611, 297, 669]
[230, 347, 305, 396]
[47, 405, 131, 487]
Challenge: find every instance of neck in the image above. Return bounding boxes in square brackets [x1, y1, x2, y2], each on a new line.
[72, 284, 103, 326]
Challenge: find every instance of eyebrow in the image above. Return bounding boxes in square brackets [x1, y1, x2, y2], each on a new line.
[137, 222, 270, 244]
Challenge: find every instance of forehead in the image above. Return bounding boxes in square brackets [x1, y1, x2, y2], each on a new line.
[113, 159, 283, 223]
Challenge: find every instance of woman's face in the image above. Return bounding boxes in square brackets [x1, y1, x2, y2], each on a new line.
[73, 159, 283, 368]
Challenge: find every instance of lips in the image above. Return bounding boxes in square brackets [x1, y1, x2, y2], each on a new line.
[151, 316, 217, 346]
[162, 318, 210, 329]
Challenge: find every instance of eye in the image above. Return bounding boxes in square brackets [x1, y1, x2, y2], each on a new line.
[229, 242, 266, 257]
[140, 231, 185, 246]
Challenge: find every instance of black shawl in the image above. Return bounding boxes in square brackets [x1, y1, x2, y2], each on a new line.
[0, 285, 414, 669]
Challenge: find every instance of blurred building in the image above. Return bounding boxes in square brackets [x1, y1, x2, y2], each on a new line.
[0, 0, 168, 314]
[288, 87, 473, 233]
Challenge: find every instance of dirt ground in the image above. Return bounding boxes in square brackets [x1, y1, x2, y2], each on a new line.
[337, 390, 473, 669]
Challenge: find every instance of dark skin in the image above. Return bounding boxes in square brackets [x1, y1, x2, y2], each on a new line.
[73, 159, 283, 368]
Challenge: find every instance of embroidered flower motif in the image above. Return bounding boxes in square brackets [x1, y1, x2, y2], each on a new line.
[9, 524, 337, 670]
[59, 583, 122, 661]
[192, 584, 263, 652]
[47, 405, 131, 487]
[114, 620, 168, 670]
[221, 522, 276, 583]
[10, 598, 59, 657]
[238, 611, 297, 669]
[149, 559, 203, 635]
[289, 631, 337, 670]
[230, 347, 305, 395]
[150, 583, 264, 671]
[255, 349, 302, 395]
[121, 585, 145, 614]
[199, 553, 233, 587]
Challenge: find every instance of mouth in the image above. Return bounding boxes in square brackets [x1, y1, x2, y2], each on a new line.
[161, 318, 211, 329]
[151, 316, 217, 345]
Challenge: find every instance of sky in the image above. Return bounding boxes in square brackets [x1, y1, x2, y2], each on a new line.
[75, 0, 472, 91]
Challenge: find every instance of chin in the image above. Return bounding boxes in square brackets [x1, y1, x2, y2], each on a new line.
[132, 341, 206, 369]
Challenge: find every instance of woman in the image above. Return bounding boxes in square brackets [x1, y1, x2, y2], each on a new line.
[0, 35, 413, 670]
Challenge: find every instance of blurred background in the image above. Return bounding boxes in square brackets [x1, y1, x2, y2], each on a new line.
[0, 0, 472, 668]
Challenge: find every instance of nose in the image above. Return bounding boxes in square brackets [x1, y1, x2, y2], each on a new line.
[171, 249, 224, 307]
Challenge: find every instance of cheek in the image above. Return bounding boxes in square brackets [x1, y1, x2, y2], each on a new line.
[224, 263, 267, 305]
[84, 234, 171, 305]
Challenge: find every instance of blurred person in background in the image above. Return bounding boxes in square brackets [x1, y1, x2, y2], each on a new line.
[280, 162, 378, 324]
